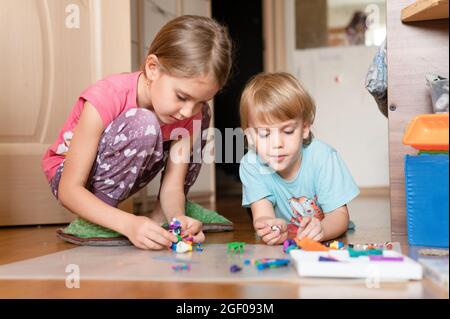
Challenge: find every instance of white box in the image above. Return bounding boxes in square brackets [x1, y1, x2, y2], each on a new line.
[290, 249, 423, 281]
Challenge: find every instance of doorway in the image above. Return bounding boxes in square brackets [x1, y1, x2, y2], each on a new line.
[211, 0, 264, 195]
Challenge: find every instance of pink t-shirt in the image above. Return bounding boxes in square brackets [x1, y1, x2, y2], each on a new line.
[41, 71, 202, 182]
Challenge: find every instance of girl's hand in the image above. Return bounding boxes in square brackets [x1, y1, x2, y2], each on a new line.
[254, 217, 288, 245]
[297, 216, 325, 242]
[125, 215, 178, 250]
[176, 215, 205, 243]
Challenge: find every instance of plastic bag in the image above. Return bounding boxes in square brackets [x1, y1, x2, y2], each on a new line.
[365, 40, 388, 118]
[426, 74, 449, 113]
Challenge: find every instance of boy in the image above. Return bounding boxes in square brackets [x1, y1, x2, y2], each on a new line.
[239, 72, 359, 245]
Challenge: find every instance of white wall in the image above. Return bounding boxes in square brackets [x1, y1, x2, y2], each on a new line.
[293, 46, 389, 187]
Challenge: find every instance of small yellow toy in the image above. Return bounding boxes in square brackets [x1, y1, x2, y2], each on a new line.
[329, 240, 345, 250]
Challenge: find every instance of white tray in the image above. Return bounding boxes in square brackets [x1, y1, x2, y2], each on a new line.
[290, 249, 423, 281]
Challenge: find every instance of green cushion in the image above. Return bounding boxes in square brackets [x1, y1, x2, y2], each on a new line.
[62, 200, 233, 239]
[62, 218, 122, 239]
[162, 200, 233, 228]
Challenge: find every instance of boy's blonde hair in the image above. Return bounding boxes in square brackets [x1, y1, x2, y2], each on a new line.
[240, 72, 316, 145]
[142, 15, 232, 88]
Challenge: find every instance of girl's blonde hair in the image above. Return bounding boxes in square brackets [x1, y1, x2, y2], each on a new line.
[142, 15, 233, 88]
[240, 72, 316, 145]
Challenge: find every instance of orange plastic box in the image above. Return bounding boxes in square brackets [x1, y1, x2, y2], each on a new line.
[403, 113, 449, 151]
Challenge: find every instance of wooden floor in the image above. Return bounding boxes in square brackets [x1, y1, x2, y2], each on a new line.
[0, 193, 448, 298]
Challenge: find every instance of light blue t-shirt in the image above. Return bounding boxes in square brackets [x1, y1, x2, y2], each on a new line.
[239, 139, 360, 224]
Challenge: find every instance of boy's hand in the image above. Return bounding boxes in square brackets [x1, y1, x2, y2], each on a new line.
[297, 216, 325, 241]
[126, 215, 178, 250]
[254, 217, 288, 245]
[176, 215, 205, 244]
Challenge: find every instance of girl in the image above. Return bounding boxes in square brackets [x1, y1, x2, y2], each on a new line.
[239, 73, 360, 245]
[41, 15, 233, 250]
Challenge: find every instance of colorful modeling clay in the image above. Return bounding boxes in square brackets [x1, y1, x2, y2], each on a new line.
[227, 242, 246, 254]
[169, 218, 193, 254]
[230, 264, 242, 273]
[172, 263, 191, 271]
[295, 238, 330, 251]
[369, 255, 404, 262]
[271, 225, 281, 233]
[254, 258, 290, 270]
[348, 248, 383, 257]
[318, 256, 339, 262]
[283, 239, 298, 253]
[328, 240, 345, 250]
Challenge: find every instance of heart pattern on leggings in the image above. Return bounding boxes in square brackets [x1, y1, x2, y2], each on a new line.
[124, 148, 137, 157]
[114, 134, 127, 145]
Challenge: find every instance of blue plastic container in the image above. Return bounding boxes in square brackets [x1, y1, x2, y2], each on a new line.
[405, 154, 449, 247]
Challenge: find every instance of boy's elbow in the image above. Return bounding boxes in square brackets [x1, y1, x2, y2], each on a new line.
[342, 206, 350, 224]
[339, 207, 350, 235]
[325, 206, 349, 232]
[252, 216, 263, 230]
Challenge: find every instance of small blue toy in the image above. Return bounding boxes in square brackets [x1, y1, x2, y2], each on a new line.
[169, 218, 182, 235]
[254, 258, 290, 270]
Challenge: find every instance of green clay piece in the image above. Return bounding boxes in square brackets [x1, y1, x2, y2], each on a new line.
[348, 248, 383, 257]
[227, 242, 246, 254]
[285, 246, 297, 254]
[418, 150, 448, 155]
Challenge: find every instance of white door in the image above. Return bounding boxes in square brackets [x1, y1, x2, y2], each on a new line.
[0, 0, 131, 226]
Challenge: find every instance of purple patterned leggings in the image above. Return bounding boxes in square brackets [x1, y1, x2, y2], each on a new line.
[50, 105, 211, 207]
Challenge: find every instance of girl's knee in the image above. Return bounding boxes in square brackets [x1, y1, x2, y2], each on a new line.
[122, 108, 161, 145]
[101, 108, 163, 161]
[136, 108, 160, 126]
[125, 108, 160, 130]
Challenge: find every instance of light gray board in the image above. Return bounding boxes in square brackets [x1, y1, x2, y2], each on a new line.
[0, 244, 300, 283]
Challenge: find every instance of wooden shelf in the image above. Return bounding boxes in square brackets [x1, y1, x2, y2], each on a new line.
[402, 0, 449, 22]
[387, 0, 449, 236]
